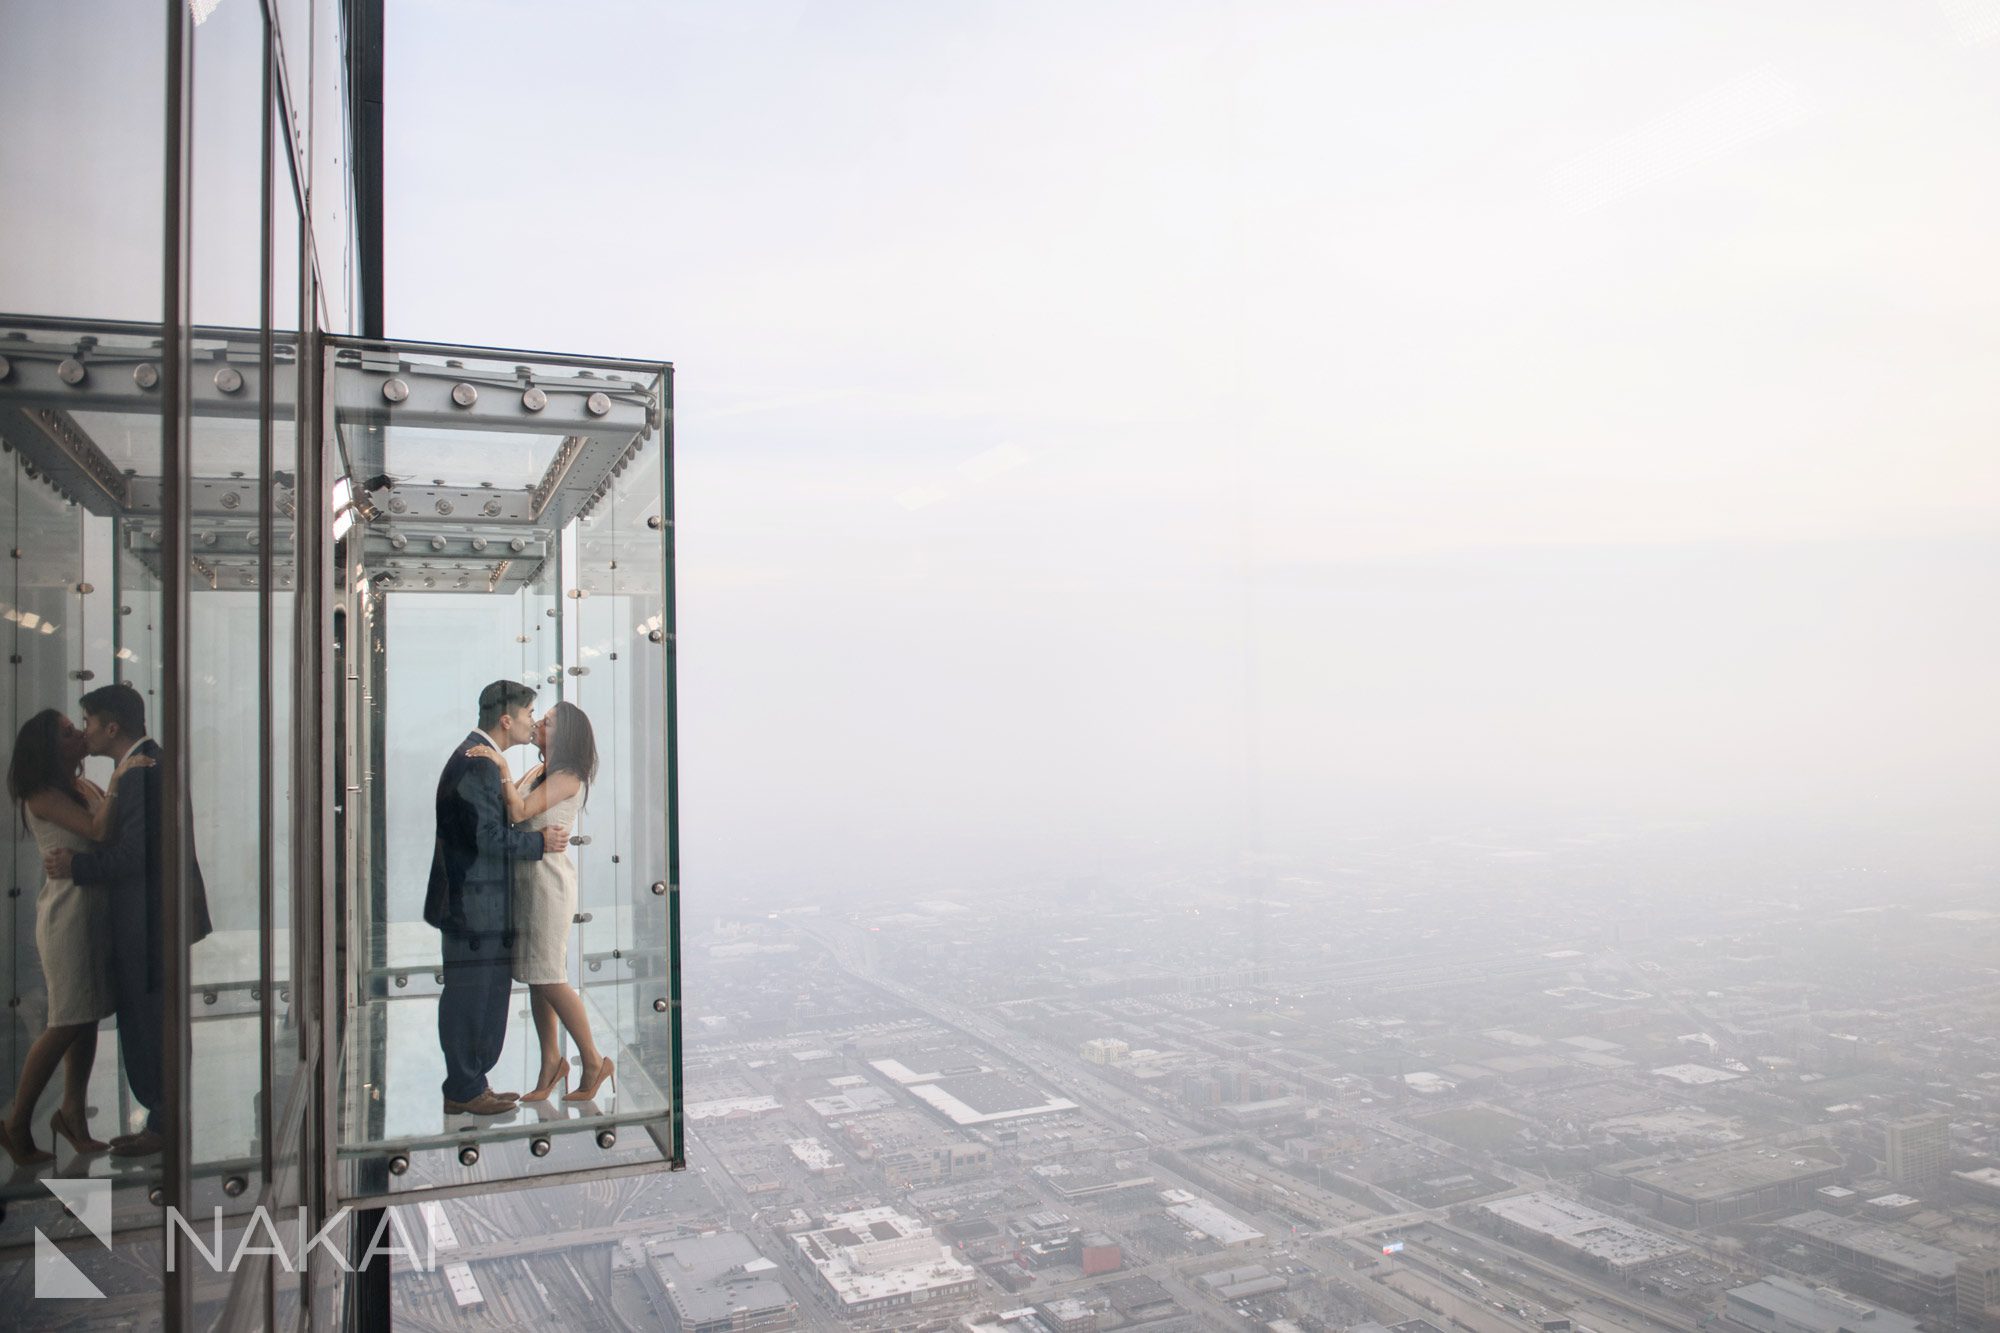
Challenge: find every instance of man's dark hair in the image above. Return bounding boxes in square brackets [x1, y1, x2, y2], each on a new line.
[80, 682, 146, 739]
[477, 680, 537, 730]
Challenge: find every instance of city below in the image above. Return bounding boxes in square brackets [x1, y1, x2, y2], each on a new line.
[370, 829, 2000, 1333]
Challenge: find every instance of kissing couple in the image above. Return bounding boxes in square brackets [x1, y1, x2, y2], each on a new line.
[422, 680, 613, 1117]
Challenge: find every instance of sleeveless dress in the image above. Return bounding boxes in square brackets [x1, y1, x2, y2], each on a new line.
[512, 787, 582, 985]
[27, 807, 114, 1027]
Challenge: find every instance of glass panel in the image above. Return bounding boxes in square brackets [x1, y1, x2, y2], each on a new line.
[309, 0, 353, 334]
[268, 71, 305, 1136]
[328, 339, 679, 1199]
[187, 0, 270, 1200]
[571, 411, 679, 1131]
[0, 0, 169, 1284]
[383, 426, 575, 491]
[274, 0, 313, 177]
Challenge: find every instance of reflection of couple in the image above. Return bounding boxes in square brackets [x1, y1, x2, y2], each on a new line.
[423, 680, 611, 1117]
[1, 684, 212, 1165]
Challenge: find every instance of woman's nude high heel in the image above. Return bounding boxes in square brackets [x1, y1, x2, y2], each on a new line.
[521, 1058, 570, 1104]
[50, 1107, 107, 1154]
[564, 1056, 614, 1102]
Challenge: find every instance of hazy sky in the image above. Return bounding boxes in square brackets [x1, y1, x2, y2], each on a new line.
[386, 1, 2000, 895]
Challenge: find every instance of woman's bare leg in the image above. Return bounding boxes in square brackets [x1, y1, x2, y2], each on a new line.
[5, 1023, 85, 1144]
[530, 988, 563, 1078]
[59, 1024, 97, 1122]
[531, 983, 601, 1070]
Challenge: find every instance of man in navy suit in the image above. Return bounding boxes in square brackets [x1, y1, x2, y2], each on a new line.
[424, 680, 568, 1115]
[43, 682, 213, 1157]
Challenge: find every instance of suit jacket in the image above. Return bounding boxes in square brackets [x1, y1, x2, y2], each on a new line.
[69, 738, 214, 992]
[423, 731, 545, 941]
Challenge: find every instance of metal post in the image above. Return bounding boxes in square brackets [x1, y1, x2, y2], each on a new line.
[661, 366, 685, 1165]
[257, 15, 279, 1330]
[160, 0, 196, 1327]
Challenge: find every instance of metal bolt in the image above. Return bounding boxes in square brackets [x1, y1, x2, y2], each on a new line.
[596, 1130, 617, 1150]
[430, 536, 446, 551]
[76, 581, 93, 594]
[58, 358, 86, 385]
[387, 495, 408, 514]
[585, 391, 611, 417]
[220, 491, 241, 509]
[652, 881, 667, 896]
[133, 362, 159, 389]
[458, 1145, 479, 1167]
[435, 499, 454, 516]
[654, 997, 668, 1013]
[223, 1175, 247, 1197]
[522, 386, 548, 412]
[531, 1137, 552, 1158]
[388, 1154, 410, 1176]
[203, 990, 217, 1004]
[214, 366, 244, 394]
[515, 538, 531, 555]
[382, 377, 409, 403]
[481, 498, 502, 517]
[647, 514, 664, 530]
[389, 532, 408, 550]
[649, 629, 664, 643]
[451, 382, 478, 408]
[470, 536, 488, 552]
[394, 973, 408, 988]
[149, 1186, 165, 1206]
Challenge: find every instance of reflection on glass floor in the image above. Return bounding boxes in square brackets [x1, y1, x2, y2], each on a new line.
[339, 979, 668, 1160]
[1, 926, 278, 1209]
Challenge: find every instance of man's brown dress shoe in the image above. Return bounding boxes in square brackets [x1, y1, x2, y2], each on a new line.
[442, 1092, 515, 1116]
[109, 1130, 164, 1157]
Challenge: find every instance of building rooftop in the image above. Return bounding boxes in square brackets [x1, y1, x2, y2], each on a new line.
[1779, 1212, 1961, 1279]
[795, 1207, 978, 1307]
[644, 1232, 794, 1329]
[1161, 1191, 1265, 1246]
[1652, 1063, 1741, 1085]
[906, 1073, 1078, 1126]
[1481, 1192, 1686, 1270]
[1616, 1145, 1839, 1202]
[1727, 1275, 1922, 1333]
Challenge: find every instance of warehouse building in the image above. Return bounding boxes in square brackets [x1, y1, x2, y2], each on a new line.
[1724, 1276, 1919, 1333]
[1777, 1212, 1960, 1315]
[1595, 1147, 1843, 1225]
[1480, 1192, 1687, 1274]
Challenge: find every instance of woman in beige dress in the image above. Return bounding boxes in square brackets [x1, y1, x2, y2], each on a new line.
[1, 708, 153, 1165]
[467, 701, 612, 1104]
